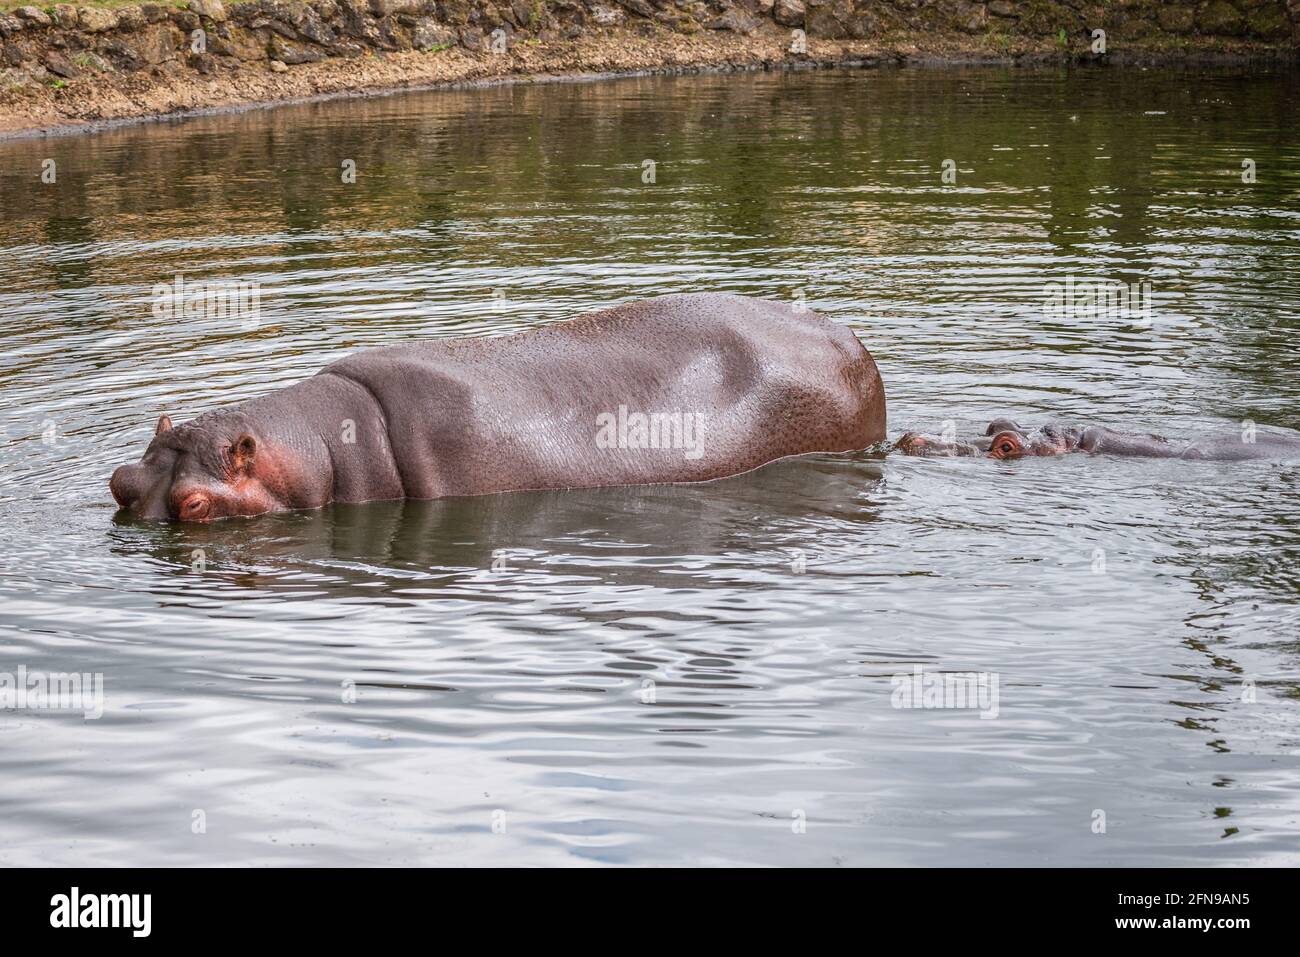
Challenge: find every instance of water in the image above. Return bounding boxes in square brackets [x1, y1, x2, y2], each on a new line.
[1, 66, 1298, 866]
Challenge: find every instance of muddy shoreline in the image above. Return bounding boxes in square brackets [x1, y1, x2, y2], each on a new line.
[0, 40, 882, 140]
[2, 1, 1297, 140]
[2, 59, 888, 140]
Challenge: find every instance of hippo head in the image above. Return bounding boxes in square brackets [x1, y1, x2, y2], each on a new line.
[109, 413, 284, 522]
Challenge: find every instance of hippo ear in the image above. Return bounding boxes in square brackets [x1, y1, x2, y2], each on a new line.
[155, 415, 173, 436]
[230, 434, 257, 475]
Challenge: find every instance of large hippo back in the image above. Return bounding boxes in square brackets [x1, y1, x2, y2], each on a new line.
[319, 293, 885, 498]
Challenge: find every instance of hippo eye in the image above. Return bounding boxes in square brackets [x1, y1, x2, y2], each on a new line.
[999, 441, 1014, 455]
[179, 494, 210, 521]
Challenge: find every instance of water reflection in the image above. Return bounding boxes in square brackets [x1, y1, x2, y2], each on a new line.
[109, 453, 887, 601]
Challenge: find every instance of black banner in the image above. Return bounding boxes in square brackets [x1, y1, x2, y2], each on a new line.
[0, 867, 1283, 942]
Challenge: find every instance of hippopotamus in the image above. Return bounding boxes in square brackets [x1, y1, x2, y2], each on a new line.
[895, 419, 1300, 461]
[109, 294, 886, 522]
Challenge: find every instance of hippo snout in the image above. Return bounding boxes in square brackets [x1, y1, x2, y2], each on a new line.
[110, 463, 172, 520]
[893, 431, 986, 457]
[109, 464, 143, 509]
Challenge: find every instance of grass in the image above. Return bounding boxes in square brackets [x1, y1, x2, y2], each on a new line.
[72, 49, 109, 69]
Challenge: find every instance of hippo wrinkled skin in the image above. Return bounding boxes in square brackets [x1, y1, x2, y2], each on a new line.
[110, 294, 886, 522]
[895, 419, 1300, 461]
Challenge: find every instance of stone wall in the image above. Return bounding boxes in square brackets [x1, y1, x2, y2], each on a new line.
[1, 0, 1295, 88]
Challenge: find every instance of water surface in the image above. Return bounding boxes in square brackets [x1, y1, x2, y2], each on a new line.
[1, 66, 1299, 866]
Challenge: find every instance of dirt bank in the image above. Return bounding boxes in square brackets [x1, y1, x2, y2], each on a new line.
[2, 0, 1296, 138]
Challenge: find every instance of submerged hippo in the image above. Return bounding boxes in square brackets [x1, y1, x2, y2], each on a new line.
[110, 294, 886, 522]
[895, 419, 1300, 461]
